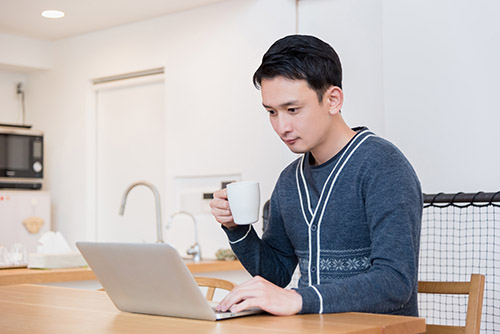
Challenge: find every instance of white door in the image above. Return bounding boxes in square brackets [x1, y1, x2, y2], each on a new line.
[95, 77, 165, 242]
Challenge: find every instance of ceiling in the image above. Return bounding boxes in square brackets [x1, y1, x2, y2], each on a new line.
[0, 0, 227, 41]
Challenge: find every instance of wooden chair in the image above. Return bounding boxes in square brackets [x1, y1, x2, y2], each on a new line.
[98, 277, 236, 301]
[194, 276, 236, 301]
[418, 273, 485, 334]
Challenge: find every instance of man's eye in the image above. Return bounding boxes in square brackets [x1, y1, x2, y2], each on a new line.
[288, 108, 297, 113]
[267, 110, 276, 115]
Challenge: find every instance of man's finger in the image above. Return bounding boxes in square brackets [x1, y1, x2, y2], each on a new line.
[217, 280, 264, 311]
[211, 207, 231, 217]
[209, 198, 230, 210]
[212, 188, 228, 200]
[230, 298, 260, 313]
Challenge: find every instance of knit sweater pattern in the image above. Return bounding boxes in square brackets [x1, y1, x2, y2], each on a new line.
[224, 128, 422, 316]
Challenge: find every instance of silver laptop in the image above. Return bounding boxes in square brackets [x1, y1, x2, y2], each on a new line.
[76, 241, 262, 321]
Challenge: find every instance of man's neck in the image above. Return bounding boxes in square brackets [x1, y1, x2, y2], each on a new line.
[310, 115, 356, 166]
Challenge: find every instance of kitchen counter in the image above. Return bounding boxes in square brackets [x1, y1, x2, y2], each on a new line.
[0, 260, 244, 286]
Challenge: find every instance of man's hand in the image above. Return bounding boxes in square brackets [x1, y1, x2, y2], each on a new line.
[209, 188, 238, 229]
[216, 276, 302, 316]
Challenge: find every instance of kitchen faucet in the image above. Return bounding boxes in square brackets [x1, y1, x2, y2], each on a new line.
[167, 211, 201, 263]
[119, 181, 163, 243]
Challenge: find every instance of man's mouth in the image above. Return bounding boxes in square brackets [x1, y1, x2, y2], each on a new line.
[283, 138, 298, 145]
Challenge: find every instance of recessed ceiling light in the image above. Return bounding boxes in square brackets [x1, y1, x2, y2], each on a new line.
[41, 10, 65, 19]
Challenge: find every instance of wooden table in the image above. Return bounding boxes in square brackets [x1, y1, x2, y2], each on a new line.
[0, 260, 244, 286]
[0, 284, 425, 334]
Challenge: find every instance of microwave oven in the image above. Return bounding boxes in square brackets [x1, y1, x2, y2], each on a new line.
[0, 125, 43, 190]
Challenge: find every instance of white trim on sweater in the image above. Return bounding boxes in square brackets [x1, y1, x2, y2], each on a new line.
[296, 130, 373, 284]
[311, 285, 324, 314]
[228, 225, 252, 244]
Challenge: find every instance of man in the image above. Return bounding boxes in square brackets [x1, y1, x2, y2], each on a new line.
[210, 35, 422, 316]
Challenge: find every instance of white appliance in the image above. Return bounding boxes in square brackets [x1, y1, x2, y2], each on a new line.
[0, 190, 51, 254]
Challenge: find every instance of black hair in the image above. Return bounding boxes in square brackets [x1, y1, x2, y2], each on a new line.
[253, 35, 342, 102]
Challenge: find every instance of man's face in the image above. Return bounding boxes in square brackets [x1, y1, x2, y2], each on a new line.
[261, 76, 333, 155]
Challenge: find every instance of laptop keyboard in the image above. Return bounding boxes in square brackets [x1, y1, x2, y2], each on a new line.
[212, 307, 231, 314]
[208, 301, 231, 314]
[213, 308, 225, 314]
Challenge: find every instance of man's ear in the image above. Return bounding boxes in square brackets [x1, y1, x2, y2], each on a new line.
[325, 86, 344, 115]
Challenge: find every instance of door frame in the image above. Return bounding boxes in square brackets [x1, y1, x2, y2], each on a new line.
[85, 68, 165, 241]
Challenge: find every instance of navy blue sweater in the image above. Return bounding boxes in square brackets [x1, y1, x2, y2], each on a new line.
[224, 128, 422, 315]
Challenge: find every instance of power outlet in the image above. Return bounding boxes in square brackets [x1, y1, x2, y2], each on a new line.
[173, 174, 241, 213]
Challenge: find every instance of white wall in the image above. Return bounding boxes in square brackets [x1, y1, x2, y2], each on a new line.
[0, 71, 28, 124]
[0, 33, 52, 71]
[382, 0, 500, 193]
[299, 0, 500, 194]
[24, 0, 297, 255]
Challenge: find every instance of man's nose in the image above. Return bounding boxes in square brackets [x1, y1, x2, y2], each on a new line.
[276, 114, 292, 135]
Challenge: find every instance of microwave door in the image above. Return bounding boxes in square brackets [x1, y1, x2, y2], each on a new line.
[3, 135, 30, 176]
[0, 133, 43, 179]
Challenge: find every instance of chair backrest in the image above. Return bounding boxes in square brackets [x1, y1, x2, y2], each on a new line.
[418, 273, 485, 334]
[193, 276, 236, 301]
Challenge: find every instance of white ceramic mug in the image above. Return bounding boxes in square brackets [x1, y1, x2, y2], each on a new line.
[226, 181, 260, 225]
